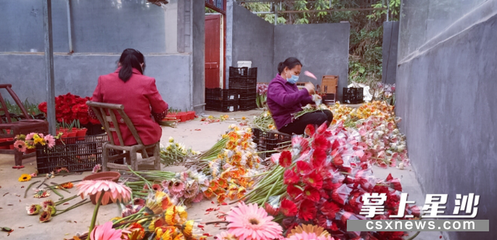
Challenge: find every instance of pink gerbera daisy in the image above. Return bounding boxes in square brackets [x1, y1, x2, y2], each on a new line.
[44, 135, 56, 148]
[14, 140, 27, 153]
[25, 133, 35, 141]
[151, 184, 162, 192]
[226, 202, 283, 240]
[90, 221, 123, 240]
[215, 231, 236, 240]
[76, 180, 131, 205]
[192, 192, 204, 203]
[170, 181, 185, 193]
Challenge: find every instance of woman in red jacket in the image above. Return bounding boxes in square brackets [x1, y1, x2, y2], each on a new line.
[90, 48, 168, 148]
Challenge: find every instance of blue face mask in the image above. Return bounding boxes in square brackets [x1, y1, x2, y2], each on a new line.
[287, 75, 299, 84]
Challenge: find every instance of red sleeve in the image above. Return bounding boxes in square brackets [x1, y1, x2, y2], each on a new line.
[145, 79, 168, 119]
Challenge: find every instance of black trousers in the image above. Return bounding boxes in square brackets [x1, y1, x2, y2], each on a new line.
[279, 110, 333, 135]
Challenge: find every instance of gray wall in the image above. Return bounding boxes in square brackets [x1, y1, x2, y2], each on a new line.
[396, 1, 497, 239]
[230, 4, 350, 100]
[231, 3, 274, 84]
[274, 23, 350, 100]
[0, 0, 168, 53]
[0, 53, 191, 111]
[0, 0, 69, 52]
[382, 21, 398, 85]
[0, 0, 203, 112]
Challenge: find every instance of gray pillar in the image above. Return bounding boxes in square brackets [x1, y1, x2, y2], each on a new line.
[226, 0, 234, 88]
[43, 0, 56, 135]
[382, 21, 399, 85]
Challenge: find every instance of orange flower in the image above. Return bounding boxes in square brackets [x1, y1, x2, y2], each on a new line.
[218, 178, 228, 189]
[204, 189, 214, 199]
[237, 187, 246, 199]
[227, 190, 237, 200]
[226, 141, 237, 150]
[221, 171, 231, 179]
[217, 193, 227, 203]
[60, 182, 73, 189]
[240, 141, 249, 150]
[209, 181, 219, 191]
[214, 188, 226, 195]
[237, 178, 248, 188]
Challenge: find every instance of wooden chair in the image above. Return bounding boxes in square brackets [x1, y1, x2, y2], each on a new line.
[0, 84, 49, 168]
[86, 101, 160, 171]
[321, 75, 338, 104]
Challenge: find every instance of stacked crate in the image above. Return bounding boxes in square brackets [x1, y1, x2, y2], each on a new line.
[229, 67, 257, 111]
[252, 128, 292, 159]
[342, 87, 364, 104]
[205, 88, 240, 112]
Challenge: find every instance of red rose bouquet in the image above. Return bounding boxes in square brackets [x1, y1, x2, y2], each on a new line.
[38, 93, 99, 125]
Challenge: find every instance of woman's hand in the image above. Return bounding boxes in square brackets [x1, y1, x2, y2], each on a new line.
[305, 82, 315, 95]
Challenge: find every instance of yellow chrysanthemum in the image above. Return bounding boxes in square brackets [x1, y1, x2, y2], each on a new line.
[33, 136, 45, 145]
[176, 206, 188, 225]
[155, 227, 173, 240]
[173, 233, 185, 240]
[165, 206, 177, 225]
[183, 220, 194, 237]
[18, 174, 31, 182]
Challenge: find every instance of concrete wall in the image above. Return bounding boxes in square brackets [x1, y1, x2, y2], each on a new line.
[274, 23, 350, 100]
[0, 0, 168, 54]
[230, 4, 350, 100]
[396, 1, 497, 239]
[382, 21, 398, 85]
[0, 0, 69, 52]
[0, 0, 203, 112]
[0, 53, 191, 111]
[231, 3, 274, 84]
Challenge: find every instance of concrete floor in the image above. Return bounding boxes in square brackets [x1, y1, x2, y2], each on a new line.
[0, 109, 446, 239]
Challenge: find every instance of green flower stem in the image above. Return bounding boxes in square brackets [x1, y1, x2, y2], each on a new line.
[54, 199, 89, 216]
[24, 180, 41, 198]
[112, 207, 146, 225]
[127, 166, 153, 191]
[261, 174, 282, 205]
[49, 182, 71, 193]
[87, 193, 104, 240]
[44, 183, 64, 200]
[113, 215, 152, 228]
[55, 194, 78, 206]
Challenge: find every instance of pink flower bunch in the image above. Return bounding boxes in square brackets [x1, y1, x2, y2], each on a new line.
[257, 83, 268, 96]
[13, 132, 57, 153]
[356, 117, 409, 168]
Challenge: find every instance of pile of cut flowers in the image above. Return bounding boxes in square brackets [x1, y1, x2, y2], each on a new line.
[240, 122, 419, 239]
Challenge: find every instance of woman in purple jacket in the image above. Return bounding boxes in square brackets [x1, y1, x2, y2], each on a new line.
[267, 57, 333, 135]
